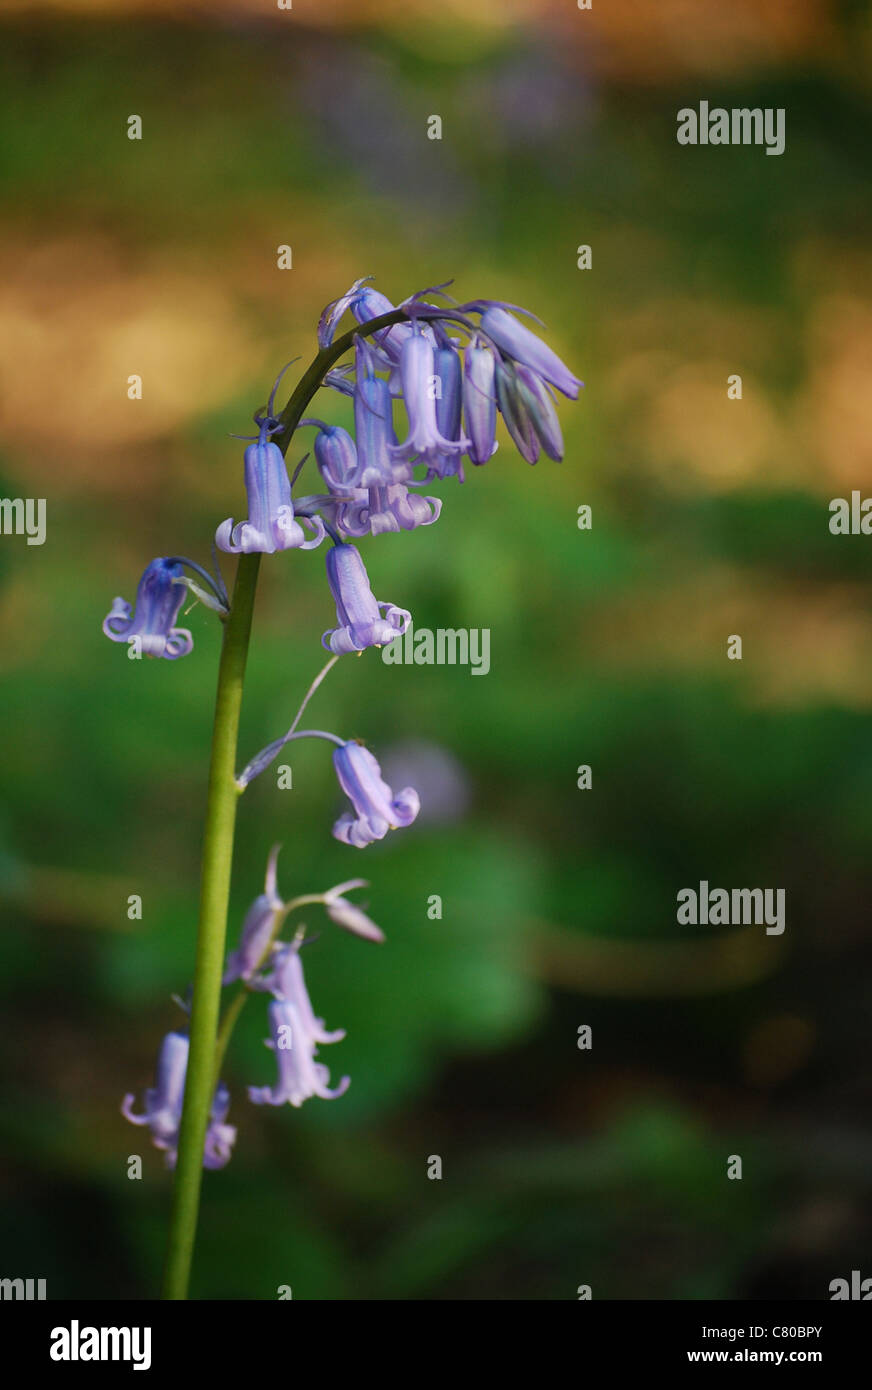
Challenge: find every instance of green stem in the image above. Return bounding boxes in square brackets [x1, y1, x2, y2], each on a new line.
[212, 986, 249, 1090]
[160, 306, 422, 1301]
[161, 550, 260, 1301]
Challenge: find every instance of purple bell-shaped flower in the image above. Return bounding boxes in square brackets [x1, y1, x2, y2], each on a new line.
[248, 947, 350, 1109]
[332, 739, 420, 848]
[216, 415, 324, 555]
[103, 558, 193, 660]
[321, 543, 410, 654]
[122, 1031, 236, 1170]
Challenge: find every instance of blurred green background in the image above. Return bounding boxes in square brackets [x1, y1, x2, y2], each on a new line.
[1, 0, 871, 1300]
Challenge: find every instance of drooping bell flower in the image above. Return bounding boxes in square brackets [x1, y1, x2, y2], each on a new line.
[353, 485, 442, 537]
[319, 277, 412, 363]
[350, 284, 415, 363]
[332, 739, 420, 848]
[248, 948, 350, 1108]
[495, 358, 540, 465]
[313, 423, 358, 495]
[201, 1083, 236, 1169]
[463, 339, 498, 465]
[305, 417, 438, 537]
[353, 339, 409, 487]
[223, 844, 285, 985]
[427, 344, 467, 480]
[121, 1031, 236, 1170]
[103, 558, 193, 660]
[321, 482, 440, 538]
[322, 543, 410, 654]
[480, 305, 582, 399]
[295, 417, 367, 537]
[216, 419, 324, 555]
[390, 332, 470, 469]
[320, 879, 386, 943]
[515, 364, 564, 461]
[322, 364, 356, 397]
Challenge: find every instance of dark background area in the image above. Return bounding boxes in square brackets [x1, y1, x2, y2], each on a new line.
[0, 0, 871, 1299]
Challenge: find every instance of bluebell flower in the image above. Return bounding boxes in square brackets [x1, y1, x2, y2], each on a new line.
[319, 276, 413, 363]
[463, 339, 498, 465]
[322, 879, 386, 943]
[303, 410, 440, 534]
[391, 332, 470, 469]
[223, 845, 285, 985]
[480, 305, 582, 399]
[309, 484, 441, 539]
[350, 285, 416, 364]
[322, 543, 411, 654]
[308, 419, 359, 492]
[304, 417, 437, 537]
[103, 558, 193, 660]
[427, 344, 466, 480]
[353, 339, 409, 487]
[295, 418, 367, 536]
[318, 276, 369, 347]
[495, 358, 540, 465]
[332, 739, 420, 848]
[248, 949, 350, 1108]
[325, 896, 384, 942]
[351, 485, 442, 537]
[216, 419, 324, 555]
[515, 363, 564, 460]
[122, 1031, 236, 1170]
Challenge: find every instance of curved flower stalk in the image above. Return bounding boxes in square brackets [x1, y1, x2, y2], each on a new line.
[122, 1031, 236, 1170]
[225, 853, 385, 981]
[238, 728, 419, 849]
[103, 558, 194, 659]
[105, 276, 579, 1301]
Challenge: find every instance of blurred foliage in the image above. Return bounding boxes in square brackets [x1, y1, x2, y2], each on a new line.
[0, 4, 871, 1299]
